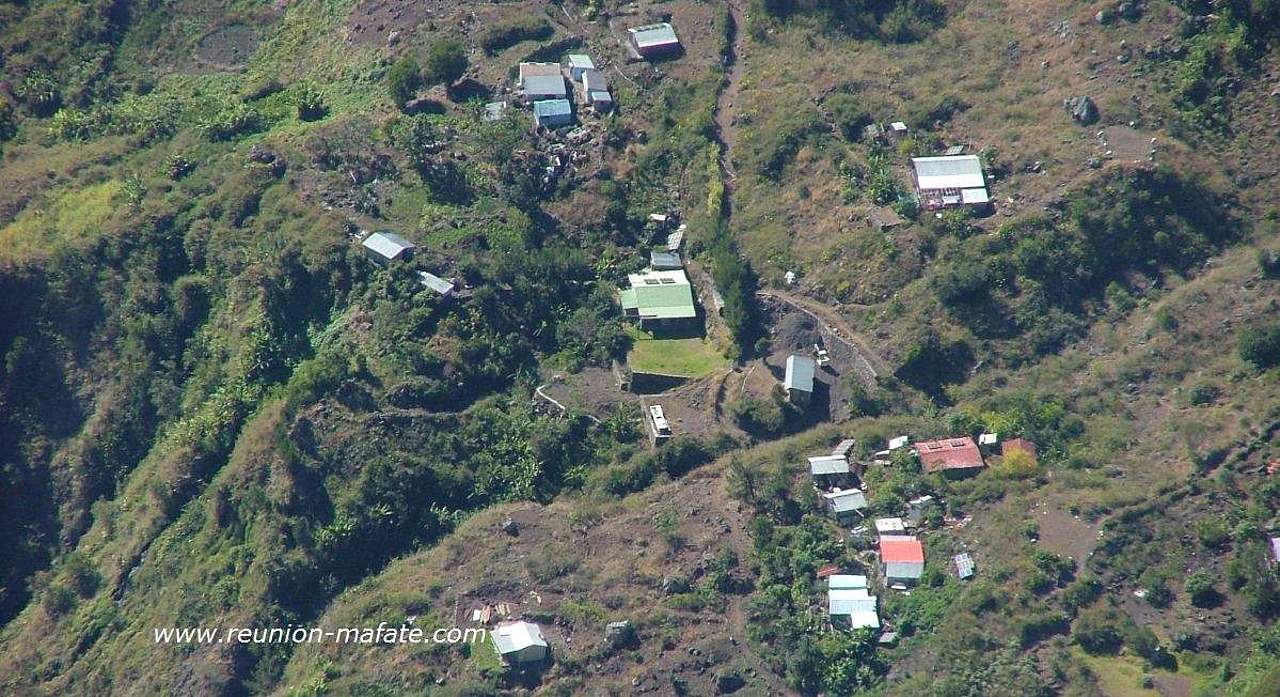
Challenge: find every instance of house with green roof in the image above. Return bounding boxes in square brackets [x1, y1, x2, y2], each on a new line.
[618, 269, 697, 327]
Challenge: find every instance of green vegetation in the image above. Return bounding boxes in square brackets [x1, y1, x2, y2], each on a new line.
[755, 0, 946, 43]
[480, 16, 554, 55]
[625, 327, 729, 377]
[424, 39, 468, 86]
[1240, 323, 1280, 371]
[387, 55, 422, 108]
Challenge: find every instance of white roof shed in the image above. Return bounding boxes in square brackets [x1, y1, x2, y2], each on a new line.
[492, 621, 548, 664]
[912, 155, 985, 191]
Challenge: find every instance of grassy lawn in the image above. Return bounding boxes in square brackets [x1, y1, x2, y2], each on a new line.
[625, 327, 729, 378]
[1076, 650, 1160, 697]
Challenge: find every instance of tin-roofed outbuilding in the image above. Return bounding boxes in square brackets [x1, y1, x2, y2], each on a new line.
[649, 250, 682, 270]
[785, 355, 816, 404]
[628, 23, 681, 59]
[565, 54, 596, 81]
[418, 271, 455, 297]
[824, 489, 867, 524]
[492, 621, 548, 665]
[954, 552, 976, 579]
[362, 231, 415, 264]
[533, 99, 573, 129]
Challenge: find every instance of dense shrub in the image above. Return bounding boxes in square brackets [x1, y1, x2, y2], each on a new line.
[1239, 323, 1280, 370]
[824, 92, 872, 141]
[387, 55, 422, 108]
[480, 17, 553, 55]
[425, 39, 468, 86]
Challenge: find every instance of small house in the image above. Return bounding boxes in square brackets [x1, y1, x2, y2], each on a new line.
[532, 99, 574, 129]
[649, 250, 682, 270]
[888, 121, 908, 140]
[874, 517, 906, 536]
[911, 155, 989, 210]
[880, 535, 925, 587]
[824, 489, 867, 525]
[954, 552, 976, 580]
[362, 231, 415, 265]
[649, 404, 672, 442]
[905, 495, 935, 527]
[417, 271, 455, 298]
[829, 590, 879, 630]
[627, 23, 682, 59]
[618, 269, 697, 327]
[565, 54, 596, 81]
[914, 436, 986, 477]
[784, 355, 816, 405]
[580, 69, 613, 112]
[492, 621, 548, 665]
[809, 454, 853, 489]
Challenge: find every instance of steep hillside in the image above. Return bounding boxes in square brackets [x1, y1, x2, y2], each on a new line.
[1, 0, 1280, 695]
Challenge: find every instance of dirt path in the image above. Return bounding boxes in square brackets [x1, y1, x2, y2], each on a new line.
[712, 0, 746, 213]
[757, 289, 888, 384]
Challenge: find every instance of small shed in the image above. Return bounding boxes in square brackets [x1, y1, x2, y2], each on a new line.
[829, 574, 869, 590]
[580, 69, 613, 111]
[492, 621, 548, 665]
[888, 435, 909, 451]
[362, 231, 415, 265]
[809, 454, 853, 490]
[483, 101, 509, 122]
[874, 517, 906, 536]
[565, 54, 596, 81]
[666, 224, 686, 252]
[954, 552, 976, 579]
[628, 23, 681, 59]
[533, 99, 574, 129]
[905, 495, 935, 526]
[418, 271, 455, 298]
[1270, 536, 1280, 565]
[824, 489, 867, 525]
[784, 355, 816, 404]
[829, 591, 879, 630]
[649, 250, 682, 270]
[832, 438, 857, 459]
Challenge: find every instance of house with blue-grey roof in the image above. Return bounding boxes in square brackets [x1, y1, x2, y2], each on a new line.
[533, 99, 573, 129]
[627, 23, 681, 60]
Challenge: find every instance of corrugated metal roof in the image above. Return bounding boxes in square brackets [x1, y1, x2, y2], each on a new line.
[875, 518, 906, 534]
[961, 187, 990, 204]
[809, 455, 850, 476]
[629, 23, 680, 49]
[914, 436, 985, 473]
[362, 231, 414, 260]
[581, 68, 608, 92]
[524, 75, 567, 98]
[824, 489, 867, 513]
[566, 54, 594, 69]
[829, 575, 869, 590]
[1271, 537, 1280, 563]
[955, 552, 975, 579]
[417, 271, 455, 295]
[884, 561, 924, 580]
[912, 155, 985, 191]
[492, 621, 547, 655]
[785, 355, 816, 393]
[533, 99, 572, 117]
[879, 535, 924, 564]
[649, 250, 682, 269]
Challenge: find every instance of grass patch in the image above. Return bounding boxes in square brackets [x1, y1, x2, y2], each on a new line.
[0, 180, 122, 261]
[1076, 649, 1159, 696]
[625, 327, 728, 378]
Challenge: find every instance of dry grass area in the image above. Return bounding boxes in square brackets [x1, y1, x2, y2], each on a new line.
[278, 467, 786, 694]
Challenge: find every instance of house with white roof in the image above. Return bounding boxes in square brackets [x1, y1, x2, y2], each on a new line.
[361, 231, 414, 265]
[492, 621, 548, 665]
[911, 155, 989, 210]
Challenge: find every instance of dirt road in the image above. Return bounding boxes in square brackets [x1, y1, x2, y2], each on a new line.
[711, 0, 746, 213]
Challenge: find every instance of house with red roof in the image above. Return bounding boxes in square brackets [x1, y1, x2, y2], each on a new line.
[914, 436, 985, 477]
[879, 535, 925, 587]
